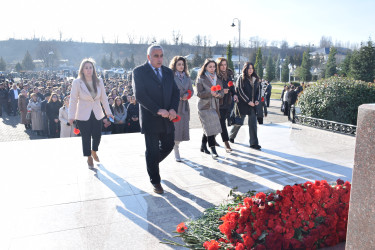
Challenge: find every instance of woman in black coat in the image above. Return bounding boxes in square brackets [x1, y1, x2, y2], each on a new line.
[229, 62, 261, 150]
[125, 96, 141, 133]
[216, 57, 236, 152]
[46, 93, 62, 138]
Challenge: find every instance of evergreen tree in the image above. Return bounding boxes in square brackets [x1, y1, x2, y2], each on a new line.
[226, 41, 234, 71]
[115, 59, 121, 68]
[349, 40, 375, 82]
[15, 62, 23, 72]
[249, 50, 256, 64]
[299, 48, 312, 81]
[123, 58, 130, 69]
[192, 51, 202, 68]
[254, 47, 263, 78]
[325, 47, 337, 78]
[275, 54, 281, 81]
[101, 56, 109, 69]
[208, 46, 213, 58]
[339, 52, 352, 77]
[109, 52, 114, 68]
[0, 57, 6, 71]
[265, 53, 275, 82]
[22, 51, 35, 71]
[129, 54, 135, 69]
[281, 58, 290, 82]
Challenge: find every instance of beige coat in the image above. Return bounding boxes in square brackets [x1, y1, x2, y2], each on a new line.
[59, 106, 76, 138]
[196, 75, 224, 136]
[174, 75, 194, 142]
[69, 78, 112, 121]
[18, 94, 29, 125]
[27, 100, 44, 131]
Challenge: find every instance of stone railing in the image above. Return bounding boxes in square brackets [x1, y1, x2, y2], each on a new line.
[295, 114, 357, 136]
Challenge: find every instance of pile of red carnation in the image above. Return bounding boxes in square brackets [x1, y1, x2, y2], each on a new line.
[198, 179, 350, 250]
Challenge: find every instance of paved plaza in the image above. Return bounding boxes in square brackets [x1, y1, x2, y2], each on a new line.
[0, 117, 354, 249]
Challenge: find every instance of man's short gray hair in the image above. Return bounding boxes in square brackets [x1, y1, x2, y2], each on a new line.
[147, 44, 164, 56]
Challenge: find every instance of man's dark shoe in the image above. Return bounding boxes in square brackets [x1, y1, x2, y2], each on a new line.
[152, 183, 164, 194]
[250, 145, 262, 150]
[229, 138, 234, 143]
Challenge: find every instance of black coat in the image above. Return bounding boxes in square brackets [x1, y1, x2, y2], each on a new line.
[132, 62, 180, 134]
[287, 90, 298, 105]
[218, 69, 235, 110]
[46, 101, 62, 120]
[0, 88, 8, 103]
[235, 76, 260, 116]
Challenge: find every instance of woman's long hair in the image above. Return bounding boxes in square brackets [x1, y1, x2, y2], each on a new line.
[242, 62, 259, 82]
[78, 58, 99, 94]
[198, 59, 217, 77]
[169, 56, 190, 77]
[113, 96, 124, 113]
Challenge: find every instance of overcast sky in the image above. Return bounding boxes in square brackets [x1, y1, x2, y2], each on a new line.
[2, 0, 374, 47]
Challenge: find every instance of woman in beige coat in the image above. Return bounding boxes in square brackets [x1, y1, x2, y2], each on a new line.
[197, 59, 224, 159]
[59, 96, 76, 138]
[169, 56, 194, 162]
[27, 93, 44, 135]
[18, 89, 31, 129]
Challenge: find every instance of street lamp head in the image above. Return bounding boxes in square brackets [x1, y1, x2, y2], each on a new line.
[231, 23, 235, 27]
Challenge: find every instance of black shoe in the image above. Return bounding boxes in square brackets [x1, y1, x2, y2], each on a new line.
[200, 143, 210, 154]
[250, 145, 262, 150]
[152, 183, 164, 194]
[229, 138, 234, 143]
[210, 146, 219, 159]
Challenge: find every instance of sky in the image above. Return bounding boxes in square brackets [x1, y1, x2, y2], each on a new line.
[2, 0, 375, 47]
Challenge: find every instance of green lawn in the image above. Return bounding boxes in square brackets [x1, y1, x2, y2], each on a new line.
[270, 82, 285, 99]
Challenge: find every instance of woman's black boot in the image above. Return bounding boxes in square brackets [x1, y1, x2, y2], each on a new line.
[210, 146, 219, 159]
[200, 142, 210, 154]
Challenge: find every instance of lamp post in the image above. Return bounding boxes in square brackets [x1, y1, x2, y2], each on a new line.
[293, 65, 296, 81]
[279, 64, 282, 81]
[288, 63, 292, 83]
[231, 18, 241, 75]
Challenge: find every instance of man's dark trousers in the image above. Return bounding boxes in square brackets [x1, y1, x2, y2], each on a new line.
[144, 132, 175, 184]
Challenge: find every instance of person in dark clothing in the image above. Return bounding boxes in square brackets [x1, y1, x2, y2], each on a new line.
[132, 44, 180, 194]
[265, 81, 272, 107]
[8, 83, 20, 116]
[102, 97, 114, 135]
[46, 93, 62, 138]
[287, 85, 298, 123]
[229, 62, 261, 150]
[126, 96, 141, 133]
[41, 93, 51, 136]
[216, 57, 236, 152]
[0, 82, 8, 116]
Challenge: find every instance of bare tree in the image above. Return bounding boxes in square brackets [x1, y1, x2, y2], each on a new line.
[59, 29, 63, 42]
[319, 36, 332, 48]
[102, 36, 105, 44]
[127, 33, 135, 44]
[172, 30, 181, 45]
[193, 35, 202, 46]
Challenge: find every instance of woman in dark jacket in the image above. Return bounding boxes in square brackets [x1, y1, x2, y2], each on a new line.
[125, 96, 141, 133]
[229, 62, 261, 150]
[216, 57, 236, 152]
[46, 92, 62, 138]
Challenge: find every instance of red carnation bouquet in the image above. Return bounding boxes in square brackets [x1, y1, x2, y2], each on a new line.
[73, 128, 80, 135]
[187, 90, 192, 100]
[228, 81, 234, 87]
[261, 97, 265, 102]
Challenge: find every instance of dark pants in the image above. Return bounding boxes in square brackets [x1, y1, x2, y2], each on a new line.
[288, 103, 296, 122]
[0, 102, 6, 116]
[202, 134, 216, 147]
[113, 123, 126, 134]
[283, 101, 289, 116]
[144, 132, 174, 184]
[230, 108, 259, 146]
[219, 109, 229, 142]
[48, 119, 61, 138]
[11, 99, 18, 115]
[266, 95, 271, 107]
[76, 112, 103, 157]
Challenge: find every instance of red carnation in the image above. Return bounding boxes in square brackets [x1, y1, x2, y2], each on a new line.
[336, 179, 344, 185]
[176, 222, 187, 233]
[216, 85, 222, 91]
[228, 81, 234, 87]
[73, 128, 80, 135]
[172, 115, 181, 123]
[261, 97, 265, 102]
[211, 86, 218, 91]
[187, 89, 192, 99]
[203, 240, 220, 250]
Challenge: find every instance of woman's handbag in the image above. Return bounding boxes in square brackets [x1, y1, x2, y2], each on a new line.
[228, 102, 244, 126]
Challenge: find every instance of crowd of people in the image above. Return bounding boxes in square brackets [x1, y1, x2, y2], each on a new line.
[280, 82, 308, 123]
[0, 71, 140, 138]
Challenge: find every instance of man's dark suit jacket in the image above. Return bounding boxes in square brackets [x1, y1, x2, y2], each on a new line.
[8, 88, 20, 101]
[133, 62, 180, 134]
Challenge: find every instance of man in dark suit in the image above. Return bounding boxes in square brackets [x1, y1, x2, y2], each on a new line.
[133, 44, 180, 194]
[8, 83, 20, 116]
[265, 81, 272, 107]
[287, 85, 298, 123]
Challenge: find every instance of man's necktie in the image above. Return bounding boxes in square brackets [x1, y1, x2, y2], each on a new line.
[155, 68, 162, 82]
